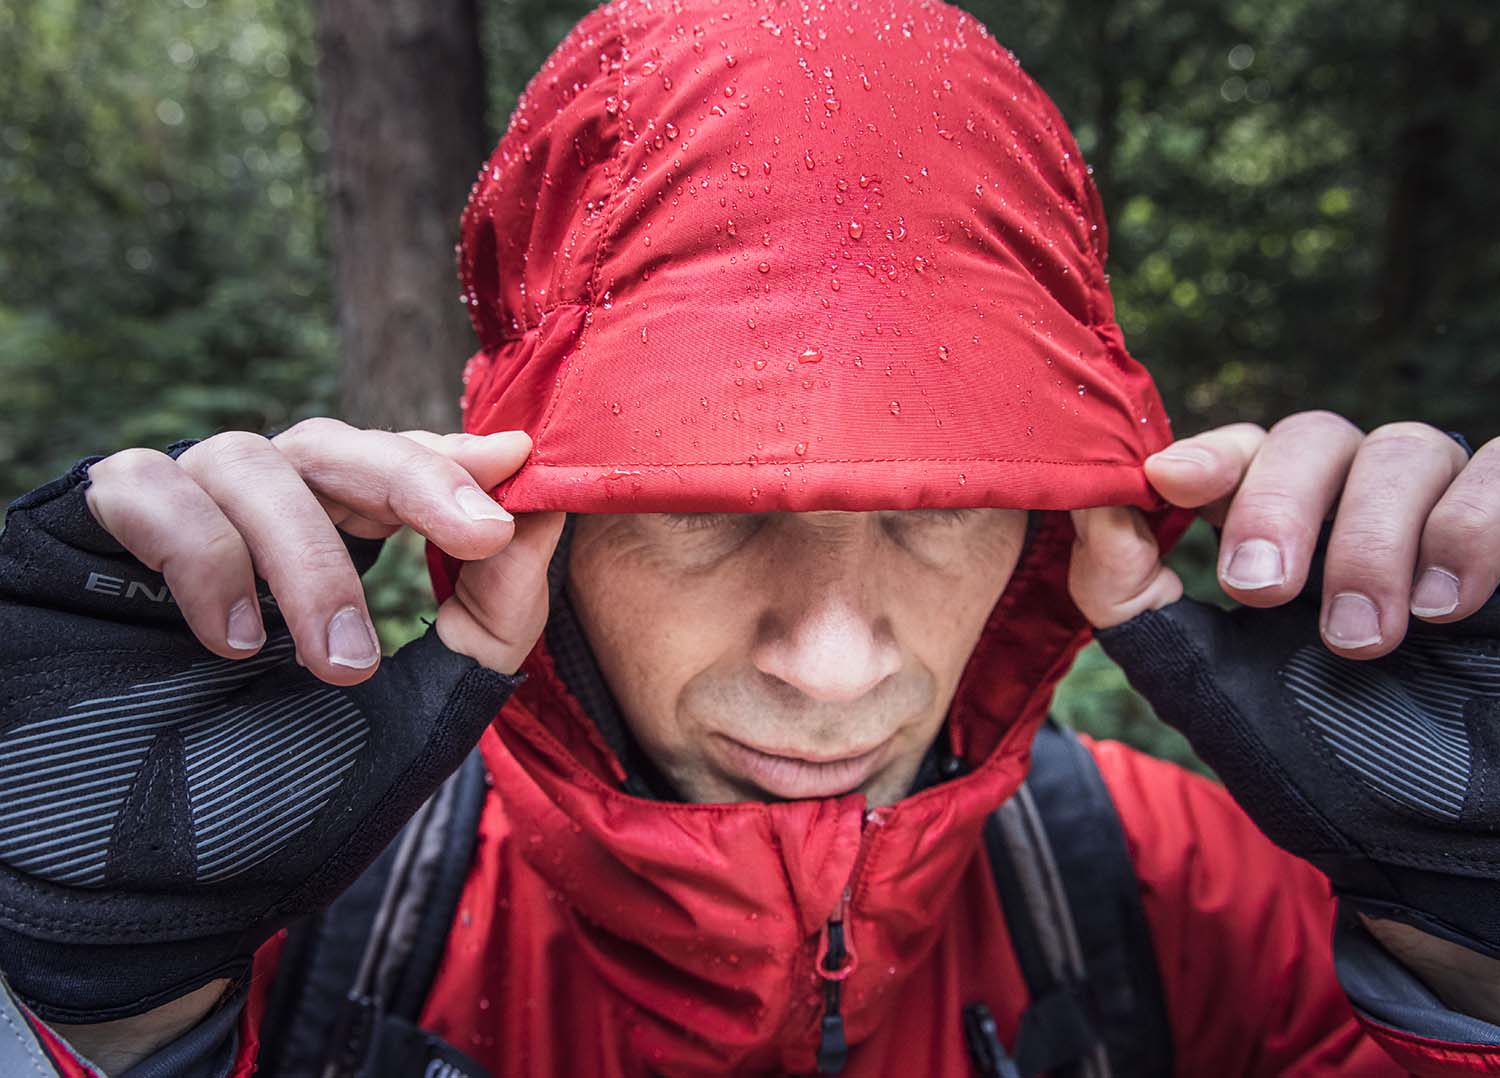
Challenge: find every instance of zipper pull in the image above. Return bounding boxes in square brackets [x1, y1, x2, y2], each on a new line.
[815, 890, 857, 1074]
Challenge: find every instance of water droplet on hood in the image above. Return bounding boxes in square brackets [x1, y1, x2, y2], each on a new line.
[847, 220, 863, 240]
[889, 400, 902, 416]
[758, 260, 771, 273]
[798, 347, 823, 364]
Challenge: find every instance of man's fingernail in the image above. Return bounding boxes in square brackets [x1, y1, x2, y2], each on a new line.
[327, 606, 380, 669]
[1151, 446, 1215, 468]
[456, 486, 513, 523]
[1411, 567, 1461, 618]
[1325, 592, 1382, 649]
[1222, 539, 1285, 590]
[226, 598, 266, 651]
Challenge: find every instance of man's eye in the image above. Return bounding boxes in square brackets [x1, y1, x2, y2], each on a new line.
[662, 512, 742, 532]
[891, 508, 978, 527]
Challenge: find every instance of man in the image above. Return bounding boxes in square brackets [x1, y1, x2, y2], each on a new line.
[2, 0, 1499, 1074]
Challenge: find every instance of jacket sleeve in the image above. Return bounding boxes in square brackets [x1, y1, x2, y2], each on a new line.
[1089, 737, 1500, 1076]
[8, 935, 283, 1078]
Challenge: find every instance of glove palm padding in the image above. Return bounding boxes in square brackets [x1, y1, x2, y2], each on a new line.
[1096, 580, 1500, 960]
[0, 462, 518, 1022]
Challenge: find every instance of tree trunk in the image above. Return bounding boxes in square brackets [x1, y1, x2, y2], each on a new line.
[315, 0, 488, 431]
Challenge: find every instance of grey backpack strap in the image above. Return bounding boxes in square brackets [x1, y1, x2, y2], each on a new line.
[967, 720, 1172, 1078]
[257, 750, 492, 1078]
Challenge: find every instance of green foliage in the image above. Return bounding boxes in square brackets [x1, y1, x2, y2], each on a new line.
[0, 0, 336, 494]
[3, 0, 1496, 771]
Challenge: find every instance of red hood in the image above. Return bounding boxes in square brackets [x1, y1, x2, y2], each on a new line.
[429, 0, 1190, 1069]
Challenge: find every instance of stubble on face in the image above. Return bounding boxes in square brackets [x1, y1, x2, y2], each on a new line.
[566, 509, 1029, 806]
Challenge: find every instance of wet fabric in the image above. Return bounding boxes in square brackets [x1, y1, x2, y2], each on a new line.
[425, 1, 1190, 1068]
[410, 0, 1466, 1073]
[7, 0, 1497, 1071]
[452, 0, 1171, 518]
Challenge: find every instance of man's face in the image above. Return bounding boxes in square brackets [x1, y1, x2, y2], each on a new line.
[566, 509, 1029, 806]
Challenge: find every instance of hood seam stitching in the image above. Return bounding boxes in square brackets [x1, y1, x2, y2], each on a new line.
[527, 2, 635, 459]
[518, 455, 1143, 469]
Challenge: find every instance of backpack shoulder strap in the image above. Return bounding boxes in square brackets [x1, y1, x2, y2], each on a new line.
[974, 719, 1173, 1078]
[256, 749, 492, 1078]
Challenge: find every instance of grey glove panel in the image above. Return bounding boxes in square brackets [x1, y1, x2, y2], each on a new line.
[0, 456, 520, 1021]
[1096, 570, 1500, 958]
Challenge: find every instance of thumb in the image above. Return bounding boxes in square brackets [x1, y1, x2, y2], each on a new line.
[1068, 506, 1184, 628]
[437, 511, 566, 674]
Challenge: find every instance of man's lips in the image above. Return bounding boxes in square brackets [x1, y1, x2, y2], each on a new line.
[713, 735, 895, 800]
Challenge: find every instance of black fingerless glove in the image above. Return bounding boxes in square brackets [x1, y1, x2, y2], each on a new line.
[1095, 568, 1500, 961]
[0, 458, 520, 1023]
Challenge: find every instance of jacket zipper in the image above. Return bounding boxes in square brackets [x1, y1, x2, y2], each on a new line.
[814, 807, 880, 1074]
[815, 887, 852, 1073]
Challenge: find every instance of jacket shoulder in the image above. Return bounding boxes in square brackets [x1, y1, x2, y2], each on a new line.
[1081, 735, 1401, 1075]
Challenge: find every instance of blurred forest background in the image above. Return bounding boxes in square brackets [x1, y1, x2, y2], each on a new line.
[3, 0, 1497, 766]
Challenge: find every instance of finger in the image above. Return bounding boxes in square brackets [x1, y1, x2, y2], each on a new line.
[1143, 422, 1267, 519]
[337, 428, 537, 542]
[1214, 411, 1364, 606]
[437, 512, 566, 673]
[1411, 436, 1500, 623]
[175, 432, 382, 685]
[314, 430, 534, 543]
[1067, 506, 1183, 629]
[316, 432, 481, 541]
[395, 429, 535, 492]
[1320, 423, 1468, 657]
[84, 448, 266, 659]
[270, 419, 524, 561]
[328, 429, 533, 542]
[309, 487, 404, 541]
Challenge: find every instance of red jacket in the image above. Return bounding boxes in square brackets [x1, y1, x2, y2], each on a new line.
[171, 0, 1500, 1072]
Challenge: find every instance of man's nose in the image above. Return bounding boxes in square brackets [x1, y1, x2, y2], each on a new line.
[751, 598, 902, 703]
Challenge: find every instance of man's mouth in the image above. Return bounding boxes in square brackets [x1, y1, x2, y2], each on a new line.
[713, 735, 895, 800]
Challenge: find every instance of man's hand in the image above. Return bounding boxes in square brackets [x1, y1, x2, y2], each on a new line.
[0, 419, 562, 1043]
[1068, 412, 1498, 648]
[1066, 411, 1500, 1023]
[84, 419, 563, 677]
